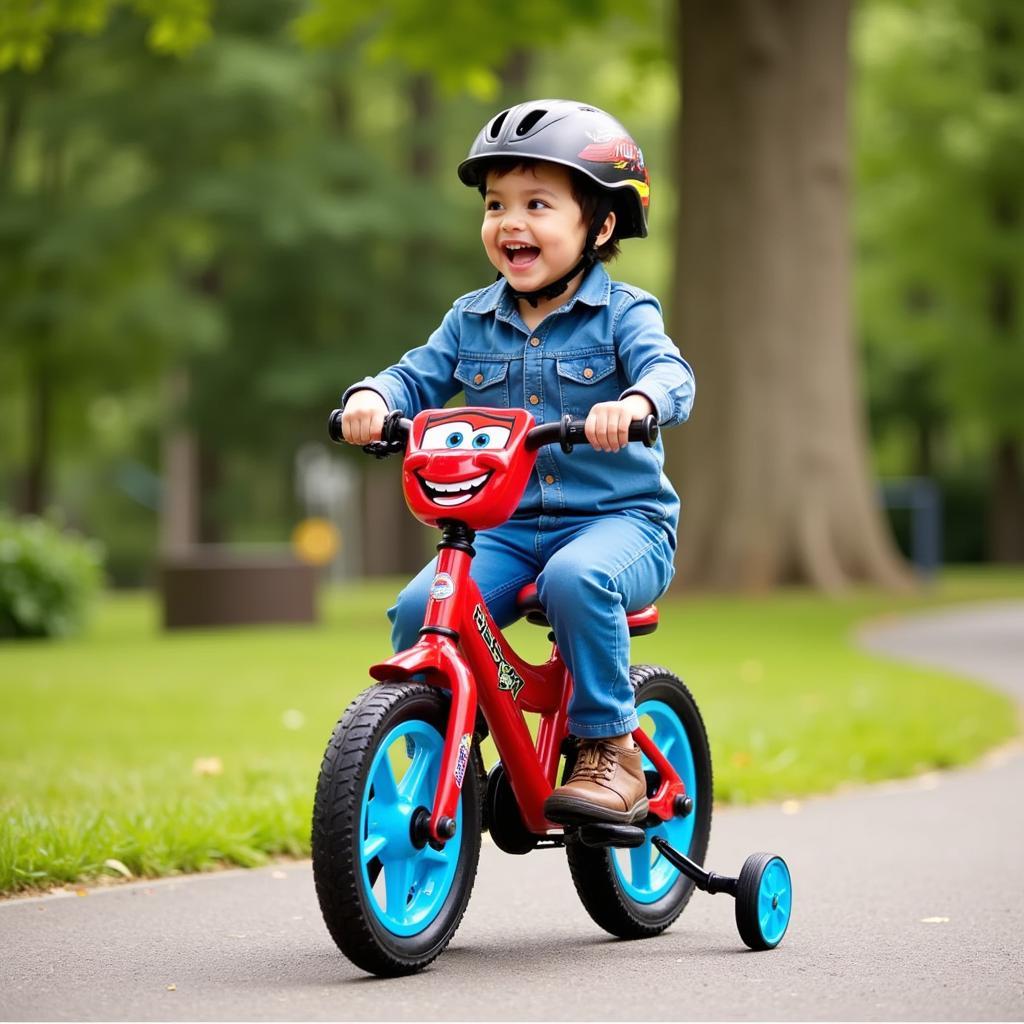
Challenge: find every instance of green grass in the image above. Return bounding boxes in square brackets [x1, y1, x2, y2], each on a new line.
[1, 569, 1021, 895]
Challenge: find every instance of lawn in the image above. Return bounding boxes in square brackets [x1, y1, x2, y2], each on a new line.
[1, 569, 1020, 895]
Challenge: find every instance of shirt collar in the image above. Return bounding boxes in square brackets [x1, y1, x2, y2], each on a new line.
[464, 262, 612, 318]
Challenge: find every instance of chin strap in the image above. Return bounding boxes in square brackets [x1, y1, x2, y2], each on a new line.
[504, 198, 614, 309]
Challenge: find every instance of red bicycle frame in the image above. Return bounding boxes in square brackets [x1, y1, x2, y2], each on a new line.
[369, 537, 687, 843]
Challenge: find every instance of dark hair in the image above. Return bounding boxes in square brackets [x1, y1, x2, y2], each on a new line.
[480, 157, 621, 263]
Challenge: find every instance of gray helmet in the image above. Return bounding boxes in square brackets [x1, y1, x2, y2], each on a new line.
[458, 99, 650, 240]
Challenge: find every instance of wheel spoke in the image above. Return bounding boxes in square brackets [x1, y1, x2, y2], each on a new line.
[629, 842, 653, 891]
[398, 744, 434, 805]
[371, 751, 400, 804]
[362, 833, 387, 863]
[384, 857, 415, 918]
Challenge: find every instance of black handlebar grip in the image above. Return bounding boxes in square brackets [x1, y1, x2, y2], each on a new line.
[327, 408, 345, 443]
[629, 415, 659, 447]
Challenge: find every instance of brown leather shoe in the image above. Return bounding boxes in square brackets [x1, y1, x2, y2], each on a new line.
[544, 738, 649, 825]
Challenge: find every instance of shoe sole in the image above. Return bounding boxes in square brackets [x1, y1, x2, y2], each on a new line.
[543, 795, 650, 827]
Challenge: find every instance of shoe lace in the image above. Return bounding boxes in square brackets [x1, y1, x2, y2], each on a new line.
[570, 740, 620, 783]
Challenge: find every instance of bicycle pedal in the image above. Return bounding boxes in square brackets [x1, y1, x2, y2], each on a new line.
[578, 823, 646, 849]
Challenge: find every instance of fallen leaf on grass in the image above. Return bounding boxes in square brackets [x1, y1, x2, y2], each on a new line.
[104, 859, 133, 880]
[192, 756, 223, 777]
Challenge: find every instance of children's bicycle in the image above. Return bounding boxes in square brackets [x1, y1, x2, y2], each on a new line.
[313, 406, 792, 976]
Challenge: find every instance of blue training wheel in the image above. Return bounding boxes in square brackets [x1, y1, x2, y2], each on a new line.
[735, 852, 792, 950]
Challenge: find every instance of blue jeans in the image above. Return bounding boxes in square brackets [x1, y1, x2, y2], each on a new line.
[388, 511, 675, 738]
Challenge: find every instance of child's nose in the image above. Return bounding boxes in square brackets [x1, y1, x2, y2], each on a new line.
[501, 208, 526, 231]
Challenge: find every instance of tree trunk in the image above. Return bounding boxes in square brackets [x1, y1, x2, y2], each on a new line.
[18, 357, 51, 516]
[989, 437, 1024, 562]
[668, 0, 911, 591]
[159, 368, 199, 555]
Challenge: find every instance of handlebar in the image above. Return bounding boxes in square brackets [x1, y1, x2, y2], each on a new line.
[327, 408, 412, 458]
[524, 414, 658, 453]
[327, 408, 659, 456]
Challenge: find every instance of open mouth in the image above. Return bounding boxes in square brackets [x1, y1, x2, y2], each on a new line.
[417, 471, 492, 507]
[503, 242, 540, 268]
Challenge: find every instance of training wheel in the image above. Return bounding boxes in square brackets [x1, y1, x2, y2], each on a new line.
[735, 852, 792, 950]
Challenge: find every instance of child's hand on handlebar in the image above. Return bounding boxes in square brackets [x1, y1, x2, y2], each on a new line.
[585, 395, 656, 452]
[341, 390, 389, 445]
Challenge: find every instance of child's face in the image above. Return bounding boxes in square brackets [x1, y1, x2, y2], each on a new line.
[481, 163, 597, 298]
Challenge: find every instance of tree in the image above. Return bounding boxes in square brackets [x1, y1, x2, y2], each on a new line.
[855, 0, 1024, 562]
[666, 0, 911, 590]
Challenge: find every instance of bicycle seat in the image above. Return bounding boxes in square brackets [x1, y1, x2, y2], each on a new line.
[514, 583, 658, 637]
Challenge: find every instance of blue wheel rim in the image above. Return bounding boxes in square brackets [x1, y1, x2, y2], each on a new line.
[359, 720, 462, 936]
[756, 857, 792, 946]
[612, 698, 698, 904]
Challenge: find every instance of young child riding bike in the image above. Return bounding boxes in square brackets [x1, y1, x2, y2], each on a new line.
[340, 99, 695, 828]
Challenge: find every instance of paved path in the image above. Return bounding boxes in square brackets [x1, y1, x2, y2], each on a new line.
[2, 602, 1022, 1021]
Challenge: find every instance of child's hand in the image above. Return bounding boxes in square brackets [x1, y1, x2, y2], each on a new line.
[341, 389, 389, 445]
[584, 394, 655, 452]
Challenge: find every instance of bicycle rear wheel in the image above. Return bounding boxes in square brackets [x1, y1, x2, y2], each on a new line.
[565, 665, 713, 938]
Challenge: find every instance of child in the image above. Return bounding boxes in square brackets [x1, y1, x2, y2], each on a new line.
[340, 99, 695, 826]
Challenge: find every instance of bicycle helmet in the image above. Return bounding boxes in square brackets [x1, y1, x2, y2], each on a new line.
[458, 99, 650, 306]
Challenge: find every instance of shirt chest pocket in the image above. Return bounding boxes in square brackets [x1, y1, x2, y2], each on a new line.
[555, 352, 619, 416]
[455, 358, 510, 408]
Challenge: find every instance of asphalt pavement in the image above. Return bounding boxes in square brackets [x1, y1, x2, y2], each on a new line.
[2, 601, 1022, 1021]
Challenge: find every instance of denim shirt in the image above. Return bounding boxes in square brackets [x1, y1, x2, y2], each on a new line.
[342, 263, 695, 544]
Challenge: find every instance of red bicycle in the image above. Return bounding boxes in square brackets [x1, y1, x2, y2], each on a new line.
[313, 406, 792, 976]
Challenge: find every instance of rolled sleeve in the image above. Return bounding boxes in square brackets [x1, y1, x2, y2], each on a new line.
[614, 294, 695, 427]
[340, 304, 463, 417]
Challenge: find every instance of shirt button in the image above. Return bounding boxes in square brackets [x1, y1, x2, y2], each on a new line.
[473, 373, 484, 385]
[583, 367, 594, 379]
[529, 395, 540, 405]
[544, 474, 555, 485]
[530, 337, 541, 347]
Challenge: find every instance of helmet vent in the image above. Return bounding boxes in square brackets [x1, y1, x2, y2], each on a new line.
[487, 110, 509, 140]
[515, 108, 547, 136]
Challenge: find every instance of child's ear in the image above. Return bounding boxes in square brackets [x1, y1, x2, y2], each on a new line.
[595, 210, 616, 247]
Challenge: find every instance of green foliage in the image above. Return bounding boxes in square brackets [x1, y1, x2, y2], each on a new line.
[0, 0, 212, 71]
[855, 0, 1024, 462]
[0, 516, 104, 638]
[293, 0, 629, 99]
[0, 573, 1020, 892]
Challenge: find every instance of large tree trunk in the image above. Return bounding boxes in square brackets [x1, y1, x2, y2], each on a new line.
[668, 0, 911, 591]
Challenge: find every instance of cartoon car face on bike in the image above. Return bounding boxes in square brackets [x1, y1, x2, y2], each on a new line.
[402, 407, 537, 530]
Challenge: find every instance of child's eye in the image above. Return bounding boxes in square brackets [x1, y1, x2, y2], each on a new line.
[486, 200, 503, 211]
[528, 199, 549, 210]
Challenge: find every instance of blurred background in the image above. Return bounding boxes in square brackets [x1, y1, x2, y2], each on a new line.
[1, 0, 1021, 622]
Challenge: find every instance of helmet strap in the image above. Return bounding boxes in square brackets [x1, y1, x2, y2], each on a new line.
[504, 198, 614, 309]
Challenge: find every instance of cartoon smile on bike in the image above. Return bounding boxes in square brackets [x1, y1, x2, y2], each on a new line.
[314, 406, 793, 977]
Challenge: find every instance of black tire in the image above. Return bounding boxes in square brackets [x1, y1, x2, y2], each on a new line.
[311, 682, 482, 976]
[565, 665, 713, 939]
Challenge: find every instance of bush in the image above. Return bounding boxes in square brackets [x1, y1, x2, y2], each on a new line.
[0, 517, 104, 639]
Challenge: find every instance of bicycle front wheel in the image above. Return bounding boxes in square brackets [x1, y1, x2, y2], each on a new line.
[311, 682, 481, 976]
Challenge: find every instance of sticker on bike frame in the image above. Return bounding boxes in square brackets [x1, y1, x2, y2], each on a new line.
[454, 732, 472, 789]
[473, 604, 526, 700]
[430, 572, 455, 600]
